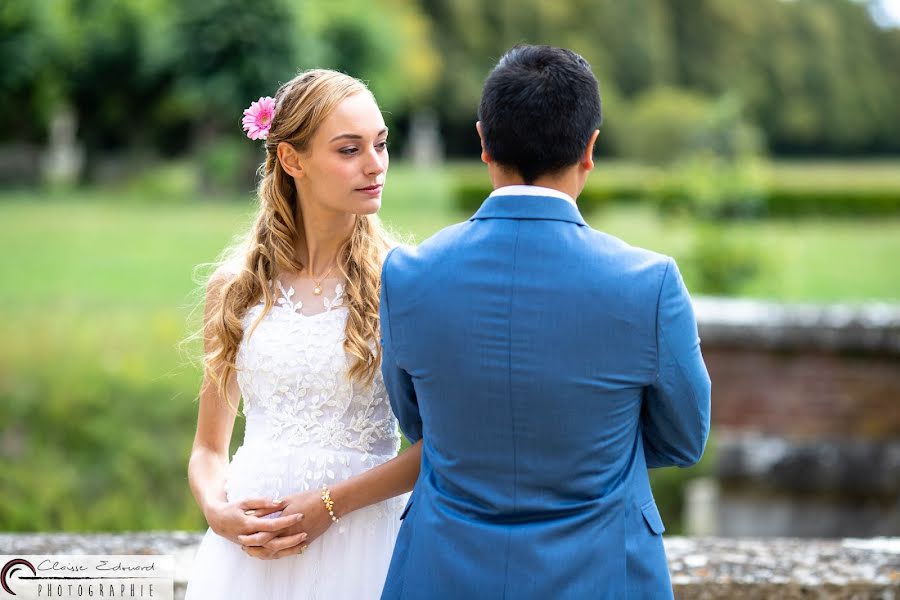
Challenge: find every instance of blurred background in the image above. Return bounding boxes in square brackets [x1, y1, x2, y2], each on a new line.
[1, 0, 899, 536]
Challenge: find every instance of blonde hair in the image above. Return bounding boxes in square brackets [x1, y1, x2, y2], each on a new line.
[205, 69, 393, 409]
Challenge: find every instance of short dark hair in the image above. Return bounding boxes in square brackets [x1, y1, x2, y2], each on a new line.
[478, 45, 602, 184]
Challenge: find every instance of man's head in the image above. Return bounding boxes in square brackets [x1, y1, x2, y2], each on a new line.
[477, 45, 602, 186]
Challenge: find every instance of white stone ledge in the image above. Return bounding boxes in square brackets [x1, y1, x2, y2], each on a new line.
[693, 297, 900, 355]
[1, 533, 898, 599]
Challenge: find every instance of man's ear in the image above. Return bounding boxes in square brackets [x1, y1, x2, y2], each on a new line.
[475, 121, 491, 165]
[581, 129, 600, 171]
[277, 142, 304, 179]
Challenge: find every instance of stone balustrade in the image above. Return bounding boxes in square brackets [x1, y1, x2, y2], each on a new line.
[2, 533, 898, 599]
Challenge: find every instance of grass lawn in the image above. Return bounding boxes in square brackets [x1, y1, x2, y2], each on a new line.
[1, 160, 898, 532]
[595, 205, 900, 302]
[3, 163, 897, 313]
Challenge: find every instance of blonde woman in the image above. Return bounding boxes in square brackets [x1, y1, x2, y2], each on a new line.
[185, 70, 420, 599]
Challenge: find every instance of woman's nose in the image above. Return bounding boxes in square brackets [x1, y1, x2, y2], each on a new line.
[364, 148, 386, 176]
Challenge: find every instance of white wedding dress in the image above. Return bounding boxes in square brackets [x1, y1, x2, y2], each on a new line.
[186, 279, 406, 600]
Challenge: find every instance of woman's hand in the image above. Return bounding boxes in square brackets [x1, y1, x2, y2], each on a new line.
[205, 497, 304, 548]
[239, 490, 334, 559]
[240, 441, 423, 560]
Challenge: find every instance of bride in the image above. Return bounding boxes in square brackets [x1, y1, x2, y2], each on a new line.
[185, 69, 420, 599]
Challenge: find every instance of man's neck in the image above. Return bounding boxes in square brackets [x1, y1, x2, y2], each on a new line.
[488, 164, 583, 200]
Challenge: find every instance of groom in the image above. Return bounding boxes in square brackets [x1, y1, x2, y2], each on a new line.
[379, 45, 711, 599]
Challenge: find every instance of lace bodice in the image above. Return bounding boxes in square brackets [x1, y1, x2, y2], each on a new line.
[234, 280, 400, 457]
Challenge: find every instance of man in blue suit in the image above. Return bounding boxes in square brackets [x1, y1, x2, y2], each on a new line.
[379, 45, 711, 599]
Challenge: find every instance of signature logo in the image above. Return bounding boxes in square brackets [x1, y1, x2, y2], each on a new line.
[1, 559, 36, 596]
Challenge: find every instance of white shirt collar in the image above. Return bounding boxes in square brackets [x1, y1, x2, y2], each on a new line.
[488, 185, 576, 206]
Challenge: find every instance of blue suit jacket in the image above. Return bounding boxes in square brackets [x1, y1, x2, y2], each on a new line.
[379, 194, 711, 599]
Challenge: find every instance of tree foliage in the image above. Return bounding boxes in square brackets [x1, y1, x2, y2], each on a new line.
[1, 0, 899, 157]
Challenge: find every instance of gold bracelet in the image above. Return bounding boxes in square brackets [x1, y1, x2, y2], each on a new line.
[321, 484, 340, 523]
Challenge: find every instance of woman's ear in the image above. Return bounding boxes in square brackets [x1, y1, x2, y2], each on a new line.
[277, 142, 304, 179]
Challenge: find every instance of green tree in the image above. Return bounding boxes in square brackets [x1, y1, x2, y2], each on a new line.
[0, 1, 61, 142]
[304, 0, 440, 113]
[0, 0, 187, 176]
[664, 0, 900, 153]
[418, 0, 900, 156]
[174, 0, 303, 136]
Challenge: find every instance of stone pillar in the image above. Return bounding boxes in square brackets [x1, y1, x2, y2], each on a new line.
[42, 105, 84, 186]
[685, 477, 720, 536]
[405, 108, 443, 168]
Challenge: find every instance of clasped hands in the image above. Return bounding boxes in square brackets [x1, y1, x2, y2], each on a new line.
[206, 490, 333, 560]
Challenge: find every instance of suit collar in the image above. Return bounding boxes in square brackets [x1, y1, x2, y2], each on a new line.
[470, 194, 587, 226]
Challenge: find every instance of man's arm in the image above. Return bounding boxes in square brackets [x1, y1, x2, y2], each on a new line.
[380, 249, 423, 444]
[642, 258, 711, 468]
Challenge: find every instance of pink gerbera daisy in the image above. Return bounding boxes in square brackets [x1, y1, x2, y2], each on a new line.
[242, 96, 276, 140]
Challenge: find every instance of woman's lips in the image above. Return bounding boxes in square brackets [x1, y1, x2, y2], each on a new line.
[356, 184, 383, 196]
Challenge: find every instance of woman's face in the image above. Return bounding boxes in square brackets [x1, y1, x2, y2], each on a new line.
[294, 92, 388, 216]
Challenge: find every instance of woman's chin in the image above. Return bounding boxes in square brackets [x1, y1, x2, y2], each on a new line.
[353, 197, 382, 215]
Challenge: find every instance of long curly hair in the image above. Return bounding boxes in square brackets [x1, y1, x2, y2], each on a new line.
[205, 70, 393, 409]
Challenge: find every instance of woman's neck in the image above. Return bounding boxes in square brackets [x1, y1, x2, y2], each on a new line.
[293, 203, 356, 277]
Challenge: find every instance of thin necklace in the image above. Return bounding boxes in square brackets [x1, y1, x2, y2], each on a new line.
[307, 262, 338, 296]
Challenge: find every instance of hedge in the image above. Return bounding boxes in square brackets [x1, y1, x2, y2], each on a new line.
[455, 181, 644, 215]
[454, 181, 900, 218]
[764, 187, 900, 217]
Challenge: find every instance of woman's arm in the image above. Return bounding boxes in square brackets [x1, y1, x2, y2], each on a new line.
[331, 439, 422, 515]
[241, 440, 422, 558]
[188, 269, 303, 546]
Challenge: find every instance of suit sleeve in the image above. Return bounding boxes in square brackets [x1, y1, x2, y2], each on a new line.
[380, 249, 423, 444]
[642, 258, 711, 468]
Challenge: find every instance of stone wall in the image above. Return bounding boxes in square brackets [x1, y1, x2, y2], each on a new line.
[693, 298, 900, 538]
[696, 298, 900, 438]
[1, 533, 898, 599]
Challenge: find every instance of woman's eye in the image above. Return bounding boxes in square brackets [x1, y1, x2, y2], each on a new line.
[376, 141, 389, 151]
[339, 147, 359, 155]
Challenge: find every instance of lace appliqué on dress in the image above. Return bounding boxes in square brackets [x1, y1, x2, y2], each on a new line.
[274, 280, 345, 315]
[228, 279, 401, 511]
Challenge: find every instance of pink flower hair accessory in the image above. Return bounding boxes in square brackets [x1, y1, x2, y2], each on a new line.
[242, 96, 276, 140]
